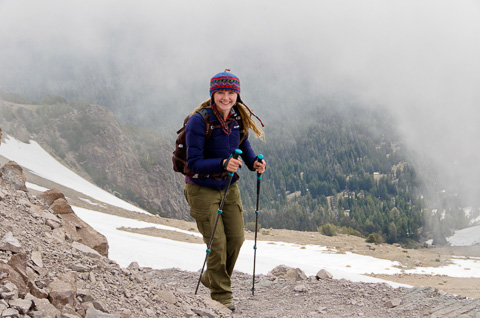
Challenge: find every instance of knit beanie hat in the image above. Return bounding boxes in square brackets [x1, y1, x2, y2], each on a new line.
[210, 69, 241, 96]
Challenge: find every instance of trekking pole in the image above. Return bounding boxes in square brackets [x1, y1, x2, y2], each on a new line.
[251, 154, 264, 296]
[195, 149, 243, 295]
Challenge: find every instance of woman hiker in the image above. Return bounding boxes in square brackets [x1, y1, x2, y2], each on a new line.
[184, 69, 266, 311]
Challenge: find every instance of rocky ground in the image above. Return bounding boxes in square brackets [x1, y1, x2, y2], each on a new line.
[70, 195, 480, 300]
[1, 159, 480, 317]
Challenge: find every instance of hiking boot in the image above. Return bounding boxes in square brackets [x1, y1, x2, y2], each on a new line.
[215, 299, 235, 311]
[200, 272, 211, 289]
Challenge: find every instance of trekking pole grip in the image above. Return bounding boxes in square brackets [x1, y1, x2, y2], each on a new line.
[228, 149, 242, 177]
[233, 148, 242, 159]
[256, 154, 264, 179]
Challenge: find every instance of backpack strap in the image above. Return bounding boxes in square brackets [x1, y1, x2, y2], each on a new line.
[184, 108, 225, 179]
[197, 108, 223, 142]
[231, 106, 246, 144]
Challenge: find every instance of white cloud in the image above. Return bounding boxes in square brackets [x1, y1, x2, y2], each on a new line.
[1, 0, 479, 213]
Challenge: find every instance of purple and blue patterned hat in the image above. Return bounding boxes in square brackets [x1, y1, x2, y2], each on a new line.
[210, 69, 241, 96]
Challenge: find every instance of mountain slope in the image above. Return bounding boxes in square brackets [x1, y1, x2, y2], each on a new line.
[0, 99, 188, 219]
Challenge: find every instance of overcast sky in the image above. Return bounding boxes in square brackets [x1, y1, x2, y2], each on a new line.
[1, 0, 479, 206]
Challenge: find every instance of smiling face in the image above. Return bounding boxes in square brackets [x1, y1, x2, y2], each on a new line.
[213, 90, 238, 118]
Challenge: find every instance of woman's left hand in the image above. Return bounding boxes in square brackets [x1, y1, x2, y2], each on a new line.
[253, 159, 266, 174]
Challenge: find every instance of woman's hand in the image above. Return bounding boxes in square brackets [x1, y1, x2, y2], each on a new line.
[223, 157, 243, 173]
[253, 159, 266, 174]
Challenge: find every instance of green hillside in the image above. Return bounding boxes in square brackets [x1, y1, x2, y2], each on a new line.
[240, 103, 424, 245]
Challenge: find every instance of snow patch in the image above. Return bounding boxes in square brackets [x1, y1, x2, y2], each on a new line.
[26, 182, 49, 192]
[447, 225, 480, 247]
[0, 136, 148, 214]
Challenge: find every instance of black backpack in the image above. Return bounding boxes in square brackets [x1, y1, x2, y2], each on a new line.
[172, 107, 244, 177]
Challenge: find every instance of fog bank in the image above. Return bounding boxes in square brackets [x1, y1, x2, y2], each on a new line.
[1, 0, 479, 206]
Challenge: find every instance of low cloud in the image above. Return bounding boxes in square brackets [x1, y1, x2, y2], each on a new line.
[1, 0, 479, 206]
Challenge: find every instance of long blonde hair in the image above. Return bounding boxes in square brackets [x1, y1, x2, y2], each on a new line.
[191, 99, 265, 141]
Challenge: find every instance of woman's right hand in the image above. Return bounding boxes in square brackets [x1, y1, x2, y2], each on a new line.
[253, 159, 266, 174]
[223, 157, 242, 173]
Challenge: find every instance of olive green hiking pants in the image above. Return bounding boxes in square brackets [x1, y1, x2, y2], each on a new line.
[184, 182, 245, 305]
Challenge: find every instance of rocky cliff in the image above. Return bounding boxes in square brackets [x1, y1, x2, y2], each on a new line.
[0, 99, 189, 219]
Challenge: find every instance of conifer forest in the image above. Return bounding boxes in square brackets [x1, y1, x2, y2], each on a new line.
[239, 103, 424, 245]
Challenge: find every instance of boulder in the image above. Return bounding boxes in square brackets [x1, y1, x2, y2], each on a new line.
[37, 188, 66, 206]
[77, 289, 95, 303]
[127, 262, 140, 270]
[8, 298, 33, 314]
[269, 265, 307, 281]
[63, 215, 108, 257]
[47, 272, 77, 309]
[0, 232, 22, 254]
[37, 210, 62, 225]
[0, 280, 19, 300]
[50, 198, 75, 214]
[1, 308, 19, 316]
[31, 251, 43, 268]
[315, 269, 333, 280]
[384, 298, 402, 308]
[38, 189, 109, 257]
[0, 265, 27, 297]
[72, 242, 102, 259]
[0, 300, 7, 313]
[155, 290, 176, 304]
[7, 253, 29, 286]
[28, 281, 49, 299]
[0, 161, 27, 191]
[293, 284, 308, 292]
[27, 296, 61, 317]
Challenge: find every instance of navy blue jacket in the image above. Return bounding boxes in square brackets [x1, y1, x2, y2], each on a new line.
[185, 106, 257, 190]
